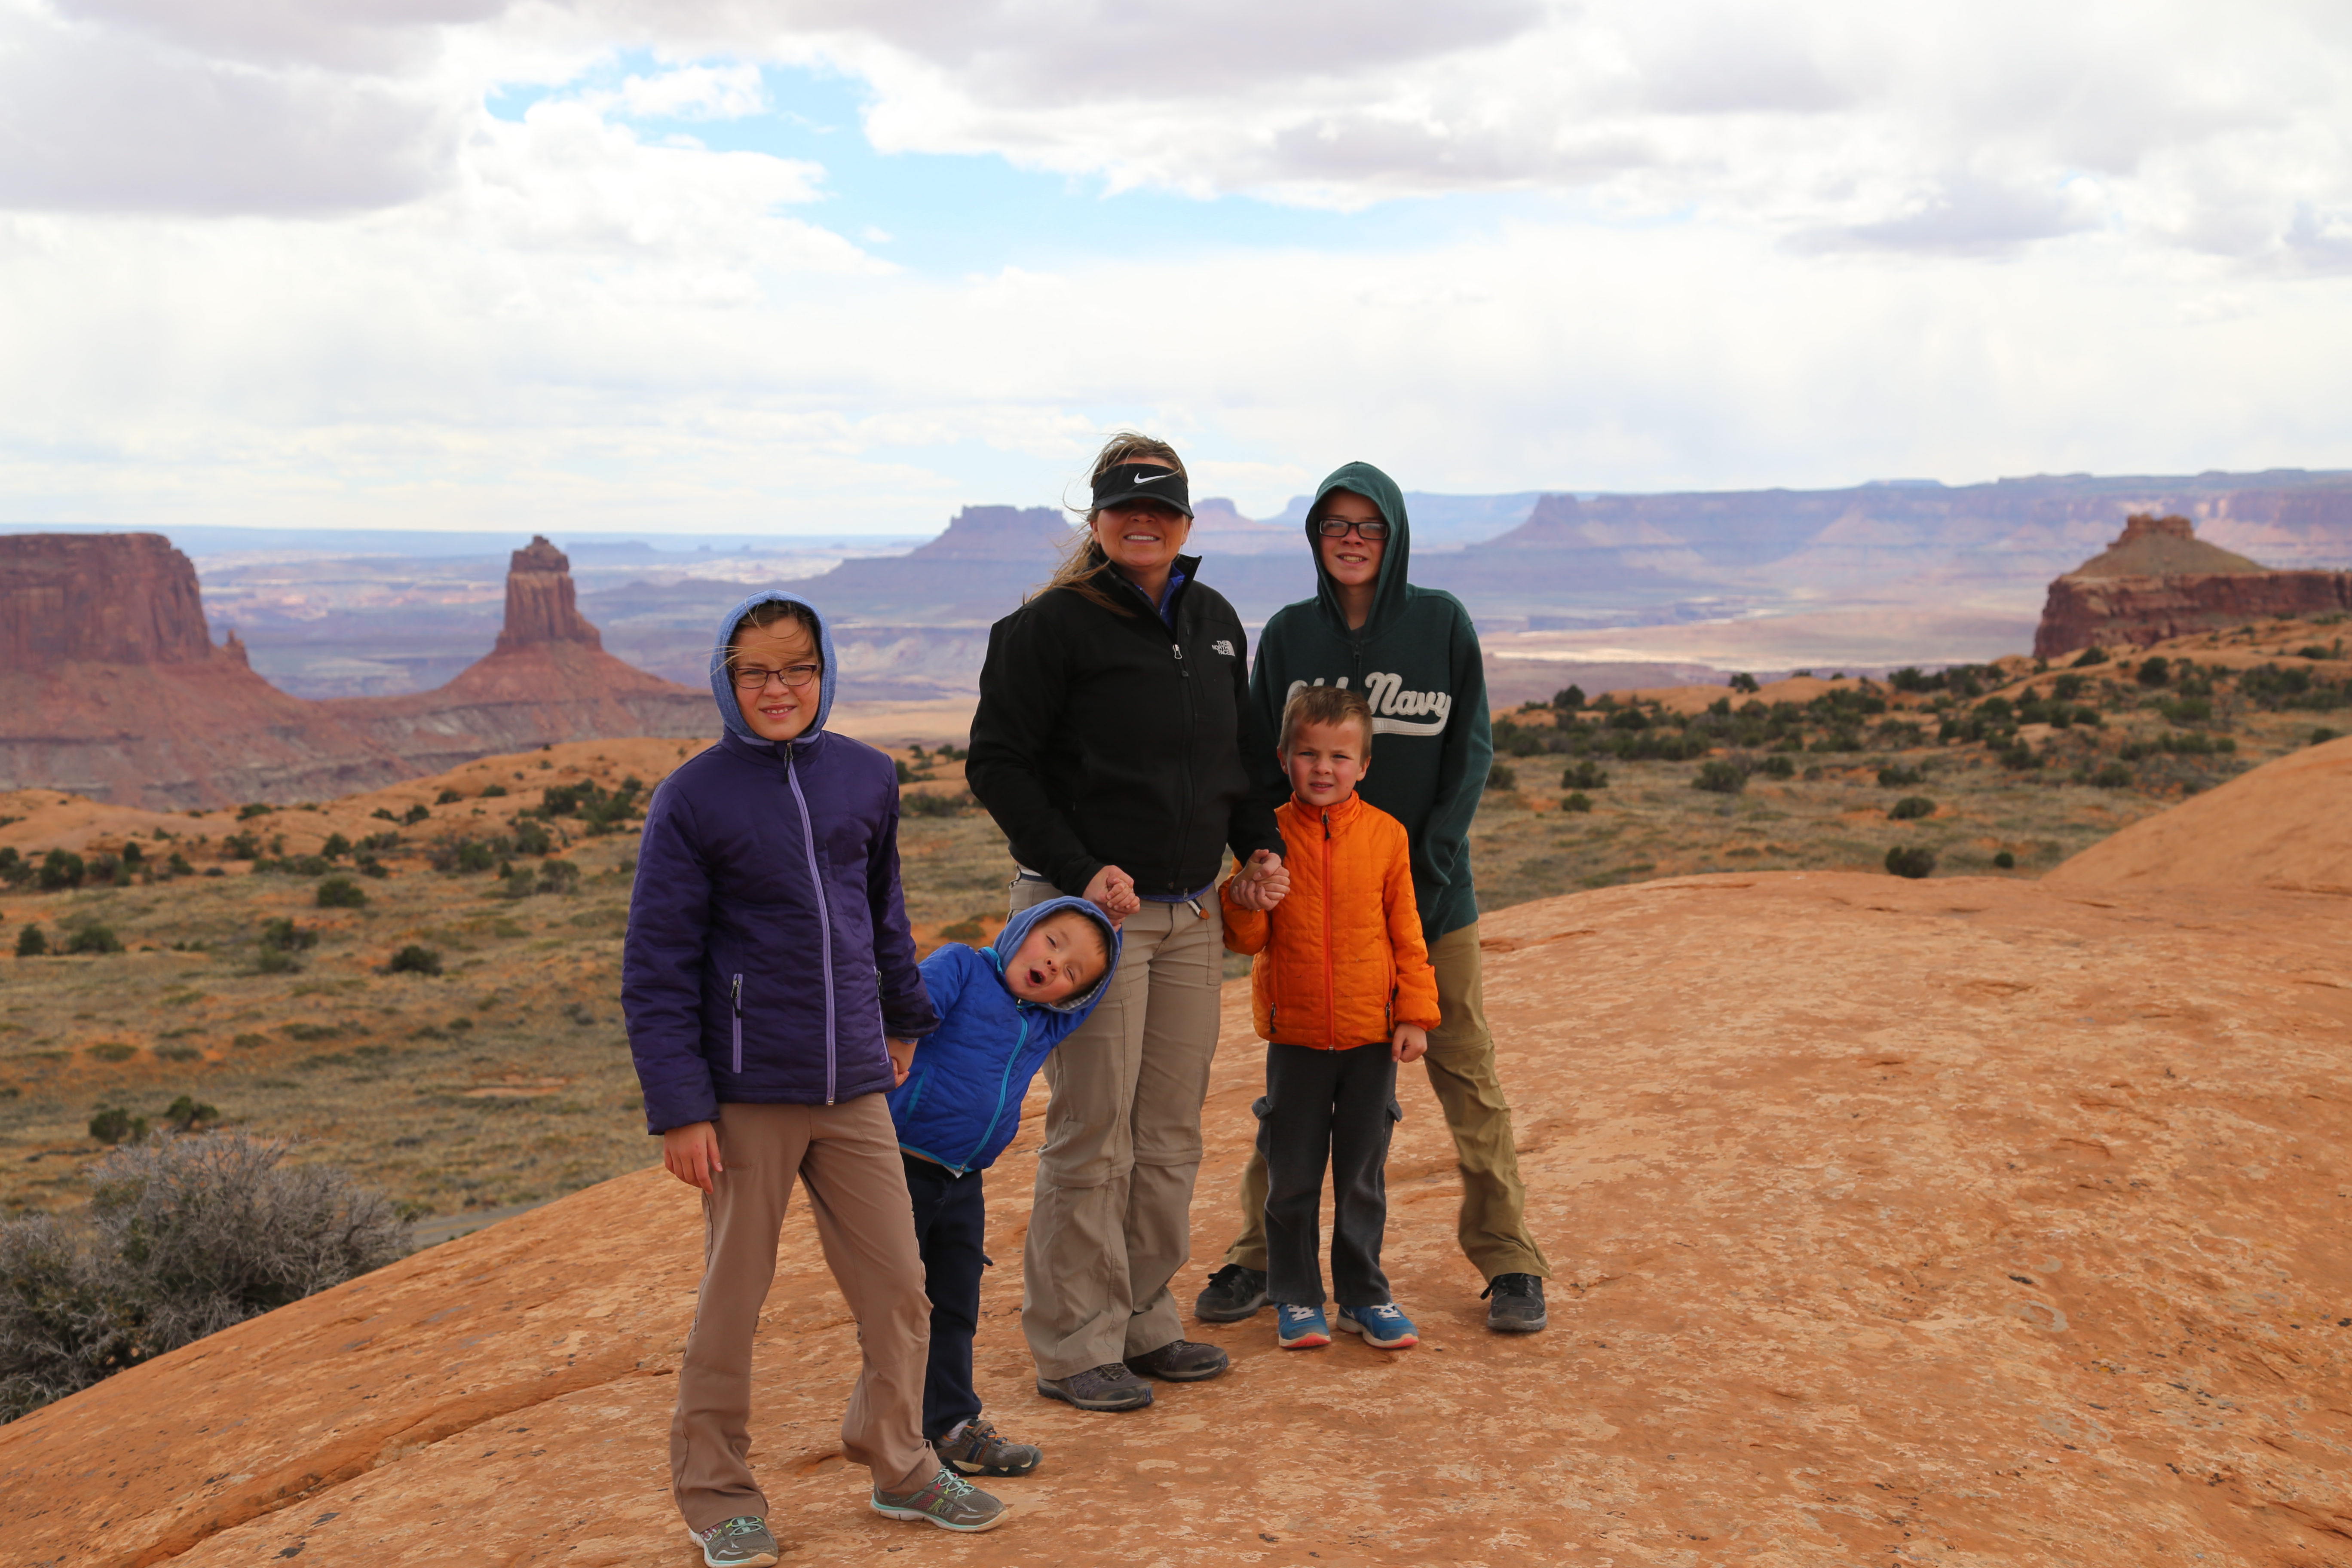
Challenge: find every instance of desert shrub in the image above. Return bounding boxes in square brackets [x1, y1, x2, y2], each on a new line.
[1877, 765, 1924, 787]
[435, 788, 464, 805]
[1728, 672, 1760, 694]
[1604, 707, 1649, 732]
[37, 850, 85, 891]
[510, 819, 554, 855]
[2092, 763, 2134, 788]
[1552, 684, 1587, 712]
[220, 830, 262, 860]
[2313, 728, 2341, 746]
[15, 925, 46, 957]
[260, 918, 318, 952]
[900, 790, 977, 818]
[161, 1095, 219, 1131]
[536, 860, 581, 896]
[1485, 761, 1516, 791]
[2300, 644, 2333, 661]
[387, 945, 443, 976]
[0, 1132, 407, 1421]
[1996, 743, 2044, 771]
[401, 804, 431, 826]
[320, 833, 351, 860]
[236, 802, 273, 820]
[2070, 646, 2109, 668]
[1692, 760, 1745, 794]
[1884, 845, 1937, 879]
[2050, 673, 2087, 702]
[316, 877, 368, 910]
[1808, 729, 1863, 753]
[86, 1042, 136, 1063]
[165, 851, 193, 878]
[893, 757, 916, 784]
[1755, 754, 1795, 779]
[1887, 667, 1938, 693]
[64, 925, 122, 956]
[2136, 655, 2170, 687]
[533, 776, 645, 834]
[479, 783, 508, 799]
[1993, 851, 2017, 869]
[89, 1106, 147, 1143]
[1561, 791, 1593, 814]
[1562, 760, 1609, 790]
[1887, 796, 1936, 821]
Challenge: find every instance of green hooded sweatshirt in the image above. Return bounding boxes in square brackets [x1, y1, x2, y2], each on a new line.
[1247, 461, 1492, 944]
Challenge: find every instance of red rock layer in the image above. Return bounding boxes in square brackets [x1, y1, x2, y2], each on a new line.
[6, 873, 2350, 1565]
[2032, 570, 2352, 657]
[493, 536, 603, 652]
[0, 532, 214, 666]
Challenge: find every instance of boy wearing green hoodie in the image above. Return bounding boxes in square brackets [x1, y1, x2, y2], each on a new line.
[1194, 462, 1553, 1333]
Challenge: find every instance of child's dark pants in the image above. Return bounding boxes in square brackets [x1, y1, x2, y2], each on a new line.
[901, 1153, 987, 1439]
[1259, 1040, 1400, 1308]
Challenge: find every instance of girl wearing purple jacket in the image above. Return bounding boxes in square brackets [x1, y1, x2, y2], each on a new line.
[623, 591, 1005, 1564]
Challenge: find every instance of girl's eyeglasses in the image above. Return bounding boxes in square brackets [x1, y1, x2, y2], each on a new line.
[1314, 518, 1390, 541]
[732, 664, 822, 690]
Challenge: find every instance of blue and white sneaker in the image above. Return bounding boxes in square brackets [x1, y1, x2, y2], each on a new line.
[1275, 1303, 1331, 1348]
[1337, 1302, 1420, 1349]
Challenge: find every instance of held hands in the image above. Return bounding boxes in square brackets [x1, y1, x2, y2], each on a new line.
[887, 1037, 916, 1087]
[1226, 849, 1291, 913]
[1391, 1023, 1429, 1064]
[662, 1120, 723, 1193]
[1083, 863, 1142, 926]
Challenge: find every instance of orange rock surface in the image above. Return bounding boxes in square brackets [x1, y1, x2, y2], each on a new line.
[6, 873, 2351, 1565]
[2050, 732, 2352, 894]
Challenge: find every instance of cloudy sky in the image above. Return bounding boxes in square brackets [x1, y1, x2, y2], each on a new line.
[3, 0, 2351, 535]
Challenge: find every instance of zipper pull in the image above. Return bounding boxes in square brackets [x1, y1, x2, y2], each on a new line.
[731, 974, 742, 1014]
[1171, 643, 1183, 658]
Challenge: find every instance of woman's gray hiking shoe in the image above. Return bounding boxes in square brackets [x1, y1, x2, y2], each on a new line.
[1482, 1272, 1549, 1332]
[935, 1415, 1042, 1477]
[870, 1465, 1008, 1532]
[1035, 1362, 1155, 1410]
[1126, 1338, 1230, 1381]
[686, 1516, 779, 1567]
[1194, 1264, 1269, 1322]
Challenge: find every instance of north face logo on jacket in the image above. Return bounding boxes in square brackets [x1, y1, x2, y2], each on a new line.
[1283, 674, 1452, 736]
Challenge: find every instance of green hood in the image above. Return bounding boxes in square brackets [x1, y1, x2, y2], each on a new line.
[1308, 461, 1413, 637]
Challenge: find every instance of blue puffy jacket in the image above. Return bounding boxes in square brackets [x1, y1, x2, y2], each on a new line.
[887, 895, 1121, 1175]
[622, 589, 939, 1133]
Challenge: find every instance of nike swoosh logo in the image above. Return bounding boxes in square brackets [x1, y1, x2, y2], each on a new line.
[1131, 470, 1175, 484]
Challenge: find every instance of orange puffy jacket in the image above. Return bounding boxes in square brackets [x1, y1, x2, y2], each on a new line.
[1221, 793, 1441, 1049]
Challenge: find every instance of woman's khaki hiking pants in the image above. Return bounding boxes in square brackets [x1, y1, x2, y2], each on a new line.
[671, 1096, 937, 1532]
[1219, 922, 1553, 1285]
[1011, 878, 1225, 1380]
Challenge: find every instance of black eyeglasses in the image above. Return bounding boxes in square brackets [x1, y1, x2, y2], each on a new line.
[1314, 518, 1390, 541]
[731, 664, 822, 691]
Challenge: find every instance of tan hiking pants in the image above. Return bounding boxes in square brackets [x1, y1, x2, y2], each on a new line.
[1011, 879, 1225, 1379]
[1219, 922, 1553, 1283]
[671, 1096, 937, 1532]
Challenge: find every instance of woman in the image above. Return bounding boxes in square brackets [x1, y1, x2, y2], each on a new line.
[966, 432, 1288, 1412]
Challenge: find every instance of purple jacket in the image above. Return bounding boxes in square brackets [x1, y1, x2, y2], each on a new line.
[622, 589, 938, 1133]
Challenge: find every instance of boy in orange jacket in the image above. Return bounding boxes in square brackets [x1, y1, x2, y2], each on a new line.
[1221, 684, 1442, 1351]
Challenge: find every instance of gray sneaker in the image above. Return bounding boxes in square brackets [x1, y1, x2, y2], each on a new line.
[1482, 1272, 1549, 1332]
[1125, 1338, 1230, 1382]
[686, 1516, 779, 1567]
[870, 1465, 1008, 1532]
[1194, 1263, 1269, 1322]
[935, 1415, 1042, 1477]
[1035, 1361, 1155, 1411]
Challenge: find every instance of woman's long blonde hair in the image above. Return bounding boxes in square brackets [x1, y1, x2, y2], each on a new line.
[1031, 432, 1189, 615]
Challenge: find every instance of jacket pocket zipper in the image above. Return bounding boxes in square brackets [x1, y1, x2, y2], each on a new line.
[730, 973, 744, 1074]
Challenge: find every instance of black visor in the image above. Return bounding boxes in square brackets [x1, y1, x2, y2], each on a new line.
[1091, 462, 1192, 518]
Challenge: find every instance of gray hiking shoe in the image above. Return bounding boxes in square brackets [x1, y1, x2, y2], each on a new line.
[870, 1465, 1008, 1532]
[1482, 1272, 1549, 1332]
[1035, 1361, 1155, 1411]
[1126, 1337, 1230, 1382]
[1194, 1263, 1270, 1322]
[686, 1516, 778, 1567]
[935, 1415, 1042, 1477]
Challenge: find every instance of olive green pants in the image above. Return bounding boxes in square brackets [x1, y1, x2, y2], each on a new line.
[1219, 922, 1551, 1284]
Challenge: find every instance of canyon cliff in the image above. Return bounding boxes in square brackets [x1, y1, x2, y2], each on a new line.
[0, 534, 410, 809]
[0, 534, 715, 807]
[2032, 513, 2352, 658]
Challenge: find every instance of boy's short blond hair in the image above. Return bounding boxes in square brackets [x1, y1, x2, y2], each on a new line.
[1279, 685, 1375, 758]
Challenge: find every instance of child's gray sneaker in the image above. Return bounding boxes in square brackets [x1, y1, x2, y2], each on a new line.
[686, 1516, 779, 1567]
[935, 1415, 1042, 1477]
[1482, 1272, 1549, 1332]
[1035, 1362, 1155, 1410]
[870, 1465, 1008, 1532]
[1194, 1263, 1269, 1322]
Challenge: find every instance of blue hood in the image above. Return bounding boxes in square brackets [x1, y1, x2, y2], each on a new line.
[708, 589, 839, 743]
[986, 895, 1121, 1014]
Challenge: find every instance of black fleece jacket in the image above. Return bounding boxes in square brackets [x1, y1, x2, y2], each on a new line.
[967, 557, 1284, 900]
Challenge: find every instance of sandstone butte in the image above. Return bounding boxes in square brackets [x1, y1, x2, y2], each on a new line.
[2032, 512, 2352, 660]
[0, 534, 706, 809]
[8, 763, 2352, 1566]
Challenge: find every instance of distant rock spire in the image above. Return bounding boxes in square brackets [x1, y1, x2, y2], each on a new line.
[494, 536, 603, 653]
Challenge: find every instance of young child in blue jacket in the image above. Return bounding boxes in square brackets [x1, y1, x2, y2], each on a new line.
[888, 894, 1121, 1477]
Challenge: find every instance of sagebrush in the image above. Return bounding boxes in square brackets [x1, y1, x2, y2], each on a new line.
[0, 1133, 409, 1421]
